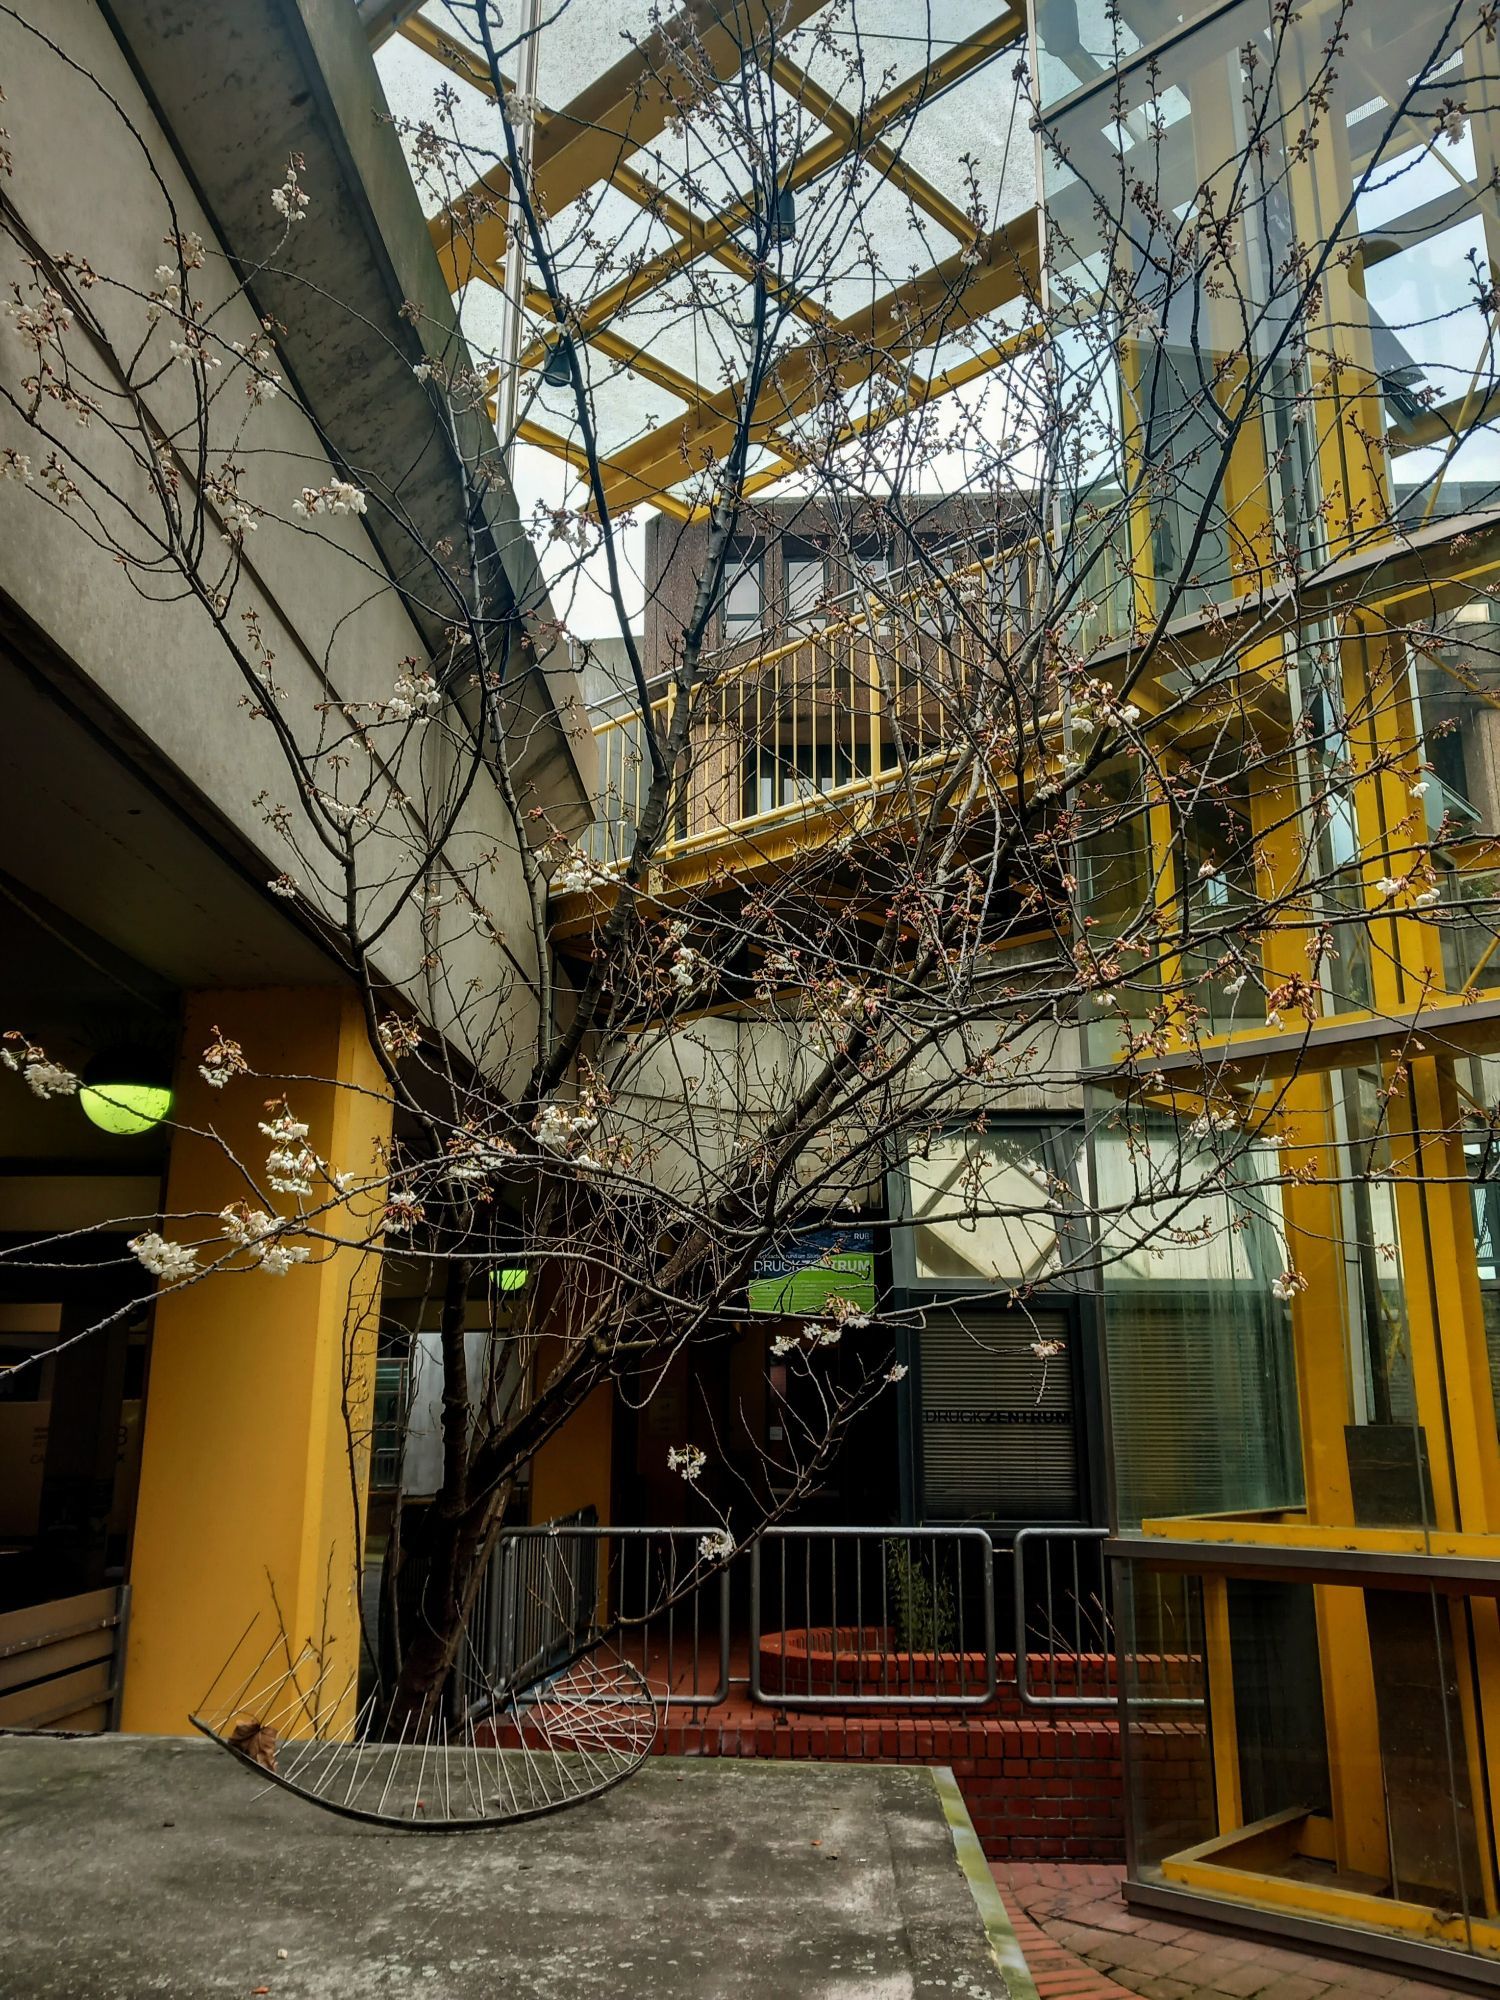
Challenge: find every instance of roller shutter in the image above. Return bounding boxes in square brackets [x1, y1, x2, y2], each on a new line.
[919, 1310, 1079, 1521]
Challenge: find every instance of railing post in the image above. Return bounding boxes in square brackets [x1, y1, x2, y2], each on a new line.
[748, 1536, 765, 1704]
[495, 1535, 518, 1693]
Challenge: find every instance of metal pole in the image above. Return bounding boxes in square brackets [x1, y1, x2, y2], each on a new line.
[494, 0, 543, 465]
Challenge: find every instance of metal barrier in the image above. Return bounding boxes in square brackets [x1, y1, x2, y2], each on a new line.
[749, 1526, 997, 1709]
[1012, 1526, 1115, 1710]
[463, 1519, 730, 1716]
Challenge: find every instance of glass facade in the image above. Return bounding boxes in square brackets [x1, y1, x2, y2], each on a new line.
[1092, 1113, 1304, 1528]
[1039, 0, 1500, 1971]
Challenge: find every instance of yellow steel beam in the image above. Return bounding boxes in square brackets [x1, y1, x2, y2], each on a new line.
[422, 0, 829, 290]
[603, 160, 842, 333]
[511, 416, 696, 519]
[672, 325, 1037, 520]
[398, 11, 504, 96]
[766, 50, 984, 249]
[405, 14, 837, 332]
[509, 10, 1019, 365]
[593, 209, 1040, 510]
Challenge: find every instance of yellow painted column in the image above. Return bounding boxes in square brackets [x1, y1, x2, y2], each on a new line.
[122, 987, 391, 1737]
[1252, 764, 1388, 1873]
[530, 1384, 613, 1528]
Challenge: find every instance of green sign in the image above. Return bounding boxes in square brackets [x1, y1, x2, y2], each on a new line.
[748, 1228, 875, 1315]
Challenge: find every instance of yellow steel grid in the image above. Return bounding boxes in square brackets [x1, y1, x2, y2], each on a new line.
[400, 3, 1027, 506]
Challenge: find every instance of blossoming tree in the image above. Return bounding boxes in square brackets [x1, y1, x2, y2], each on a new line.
[3, 0, 1498, 1730]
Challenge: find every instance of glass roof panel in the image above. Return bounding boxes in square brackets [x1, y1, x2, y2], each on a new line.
[895, 62, 1037, 227]
[366, 0, 1039, 513]
[529, 340, 691, 461]
[786, 162, 962, 319]
[795, 0, 1009, 99]
[377, 32, 504, 218]
[605, 256, 758, 386]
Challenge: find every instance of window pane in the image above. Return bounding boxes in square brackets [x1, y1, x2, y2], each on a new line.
[786, 555, 825, 630]
[907, 1128, 1072, 1285]
[1091, 1107, 1304, 1526]
[723, 551, 762, 630]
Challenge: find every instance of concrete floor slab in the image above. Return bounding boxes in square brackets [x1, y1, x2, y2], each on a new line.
[0, 1735, 1029, 2000]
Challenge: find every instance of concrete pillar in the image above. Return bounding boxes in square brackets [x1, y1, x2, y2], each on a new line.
[122, 987, 391, 1737]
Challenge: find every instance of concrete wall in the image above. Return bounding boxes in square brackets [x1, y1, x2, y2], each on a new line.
[600, 1010, 1082, 1202]
[0, 0, 579, 1075]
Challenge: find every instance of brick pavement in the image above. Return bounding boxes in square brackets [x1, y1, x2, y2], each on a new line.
[992, 1863, 1476, 2000]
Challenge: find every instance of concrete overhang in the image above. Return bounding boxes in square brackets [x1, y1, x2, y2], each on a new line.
[101, 0, 592, 824]
[0, 609, 336, 993]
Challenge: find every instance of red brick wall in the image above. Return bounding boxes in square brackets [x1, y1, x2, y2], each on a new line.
[656, 1708, 1129, 1863]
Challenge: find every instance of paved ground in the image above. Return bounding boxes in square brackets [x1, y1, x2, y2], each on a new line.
[0, 1735, 1029, 2000]
[993, 1864, 1475, 2000]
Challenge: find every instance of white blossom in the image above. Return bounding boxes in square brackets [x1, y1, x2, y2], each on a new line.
[770, 1332, 798, 1357]
[257, 1241, 310, 1276]
[1409, 780, 1429, 799]
[258, 1106, 320, 1196]
[669, 944, 700, 994]
[377, 1013, 422, 1060]
[445, 1133, 516, 1184]
[533, 1099, 598, 1151]
[383, 1195, 426, 1234]
[1189, 1108, 1238, 1137]
[698, 1528, 735, 1563]
[1031, 1336, 1065, 1359]
[1270, 1269, 1307, 1302]
[386, 668, 441, 721]
[198, 1026, 247, 1090]
[313, 790, 366, 828]
[293, 479, 367, 519]
[553, 848, 616, 894]
[0, 447, 31, 482]
[667, 1443, 706, 1481]
[270, 160, 309, 224]
[219, 1204, 311, 1271]
[503, 90, 542, 134]
[1375, 876, 1403, 899]
[129, 1231, 199, 1281]
[2, 1037, 79, 1098]
[267, 873, 299, 899]
[219, 1202, 279, 1245]
[1197, 860, 1219, 880]
[885, 1362, 909, 1383]
[1414, 886, 1442, 907]
[825, 1294, 870, 1330]
[1222, 974, 1247, 997]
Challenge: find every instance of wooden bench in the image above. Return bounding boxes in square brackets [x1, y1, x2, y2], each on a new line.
[0, 1586, 130, 1732]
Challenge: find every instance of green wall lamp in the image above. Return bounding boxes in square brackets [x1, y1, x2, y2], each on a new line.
[80, 1044, 174, 1137]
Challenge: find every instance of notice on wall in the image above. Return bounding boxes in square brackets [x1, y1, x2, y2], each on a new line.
[747, 1228, 875, 1315]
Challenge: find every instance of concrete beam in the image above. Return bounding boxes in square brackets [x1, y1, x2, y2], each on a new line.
[102, 0, 591, 817]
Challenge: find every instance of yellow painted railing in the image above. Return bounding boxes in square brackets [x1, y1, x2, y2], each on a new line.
[583, 550, 1037, 867]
